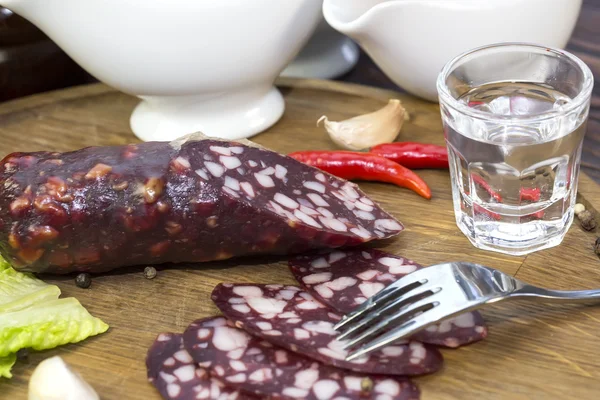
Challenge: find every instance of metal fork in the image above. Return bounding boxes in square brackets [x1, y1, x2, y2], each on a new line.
[335, 261, 600, 361]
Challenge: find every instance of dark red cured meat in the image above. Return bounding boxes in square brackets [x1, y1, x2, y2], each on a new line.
[146, 332, 255, 400]
[288, 249, 488, 348]
[211, 283, 443, 376]
[0, 133, 403, 274]
[183, 316, 420, 400]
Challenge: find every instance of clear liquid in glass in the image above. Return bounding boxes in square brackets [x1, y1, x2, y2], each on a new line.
[445, 82, 587, 255]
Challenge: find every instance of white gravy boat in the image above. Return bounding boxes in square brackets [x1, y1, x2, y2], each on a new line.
[0, 0, 322, 141]
[323, 0, 582, 101]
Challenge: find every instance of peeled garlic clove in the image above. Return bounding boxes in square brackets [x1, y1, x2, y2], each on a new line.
[319, 99, 407, 151]
[29, 356, 99, 400]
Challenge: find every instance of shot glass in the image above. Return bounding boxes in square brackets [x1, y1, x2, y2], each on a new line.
[436, 43, 594, 256]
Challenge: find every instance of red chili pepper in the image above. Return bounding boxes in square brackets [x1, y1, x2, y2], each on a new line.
[520, 187, 541, 202]
[288, 150, 432, 199]
[471, 174, 502, 203]
[370, 142, 449, 169]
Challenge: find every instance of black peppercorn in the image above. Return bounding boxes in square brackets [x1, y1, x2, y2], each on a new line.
[594, 237, 600, 256]
[144, 266, 157, 279]
[75, 273, 91, 289]
[16, 348, 29, 360]
[578, 210, 597, 231]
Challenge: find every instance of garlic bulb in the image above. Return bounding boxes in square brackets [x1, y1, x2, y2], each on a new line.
[318, 99, 407, 151]
[29, 356, 99, 400]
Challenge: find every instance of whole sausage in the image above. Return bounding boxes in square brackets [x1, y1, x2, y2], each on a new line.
[0, 133, 403, 274]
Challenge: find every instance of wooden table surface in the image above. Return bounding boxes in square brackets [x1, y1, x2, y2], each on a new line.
[1, 78, 600, 400]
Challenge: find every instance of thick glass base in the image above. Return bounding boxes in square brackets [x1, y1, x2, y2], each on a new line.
[456, 208, 574, 256]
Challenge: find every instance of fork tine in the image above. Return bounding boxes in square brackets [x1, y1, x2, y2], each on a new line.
[341, 291, 441, 350]
[333, 285, 403, 331]
[333, 273, 429, 331]
[345, 306, 449, 361]
[336, 282, 438, 341]
[335, 310, 377, 341]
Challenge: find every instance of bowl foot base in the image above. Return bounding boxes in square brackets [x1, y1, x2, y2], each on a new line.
[130, 86, 285, 142]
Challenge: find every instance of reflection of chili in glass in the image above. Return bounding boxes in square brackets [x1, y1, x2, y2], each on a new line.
[467, 101, 485, 108]
[532, 210, 545, 219]
[468, 175, 544, 220]
[519, 187, 541, 202]
[473, 204, 502, 221]
[471, 174, 502, 202]
[461, 202, 501, 221]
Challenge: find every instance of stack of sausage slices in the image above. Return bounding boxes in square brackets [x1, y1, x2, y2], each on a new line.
[146, 248, 488, 400]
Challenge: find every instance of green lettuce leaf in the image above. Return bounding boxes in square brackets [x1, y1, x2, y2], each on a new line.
[0, 256, 10, 272]
[0, 257, 110, 378]
[0, 353, 16, 379]
[0, 297, 109, 358]
[0, 267, 61, 313]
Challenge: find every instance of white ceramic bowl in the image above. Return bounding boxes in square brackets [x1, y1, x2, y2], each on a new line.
[1, 0, 323, 141]
[281, 16, 360, 80]
[324, 0, 583, 101]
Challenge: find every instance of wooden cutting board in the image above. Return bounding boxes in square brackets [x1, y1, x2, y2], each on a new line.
[1, 78, 600, 400]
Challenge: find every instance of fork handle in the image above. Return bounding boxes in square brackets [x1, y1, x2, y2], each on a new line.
[513, 285, 600, 301]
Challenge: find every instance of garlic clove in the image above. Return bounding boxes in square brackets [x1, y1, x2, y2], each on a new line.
[318, 99, 407, 151]
[29, 356, 99, 400]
